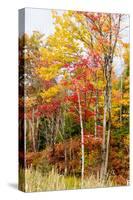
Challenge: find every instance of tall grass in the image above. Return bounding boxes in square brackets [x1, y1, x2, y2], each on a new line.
[20, 168, 116, 192]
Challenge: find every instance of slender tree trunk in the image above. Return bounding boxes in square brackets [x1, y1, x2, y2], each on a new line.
[104, 71, 112, 178]
[101, 14, 113, 181]
[94, 88, 99, 138]
[61, 108, 67, 175]
[51, 115, 55, 156]
[101, 59, 113, 182]
[120, 74, 123, 124]
[84, 73, 87, 130]
[64, 146, 67, 175]
[28, 119, 32, 151]
[47, 118, 52, 146]
[69, 138, 72, 161]
[100, 85, 107, 180]
[35, 117, 39, 151]
[29, 108, 36, 152]
[77, 88, 84, 187]
[24, 117, 27, 154]
[45, 119, 48, 147]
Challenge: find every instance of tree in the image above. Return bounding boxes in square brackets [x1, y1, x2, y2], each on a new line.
[81, 12, 125, 180]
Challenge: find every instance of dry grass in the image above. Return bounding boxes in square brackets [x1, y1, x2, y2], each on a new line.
[19, 168, 116, 192]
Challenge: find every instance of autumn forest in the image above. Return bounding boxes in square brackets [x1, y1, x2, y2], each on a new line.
[19, 9, 129, 192]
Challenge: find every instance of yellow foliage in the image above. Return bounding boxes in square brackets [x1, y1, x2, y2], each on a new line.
[25, 97, 36, 108]
[36, 64, 62, 81]
[112, 121, 122, 128]
[122, 114, 129, 119]
[123, 43, 129, 66]
[40, 47, 57, 63]
[40, 85, 60, 102]
[121, 98, 129, 106]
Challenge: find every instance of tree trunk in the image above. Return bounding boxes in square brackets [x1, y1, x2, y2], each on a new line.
[51, 115, 55, 156]
[24, 117, 27, 154]
[62, 108, 67, 175]
[77, 88, 84, 187]
[45, 119, 48, 147]
[94, 88, 99, 138]
[29, 108, 36, 152]
[27, 119, 32, 151]
[101, 58, 112, 181]
[120, 74, 123, 124]
[103, 71, 112, 178]
[100, 85, 107, 180]
[35, 117, 39, 151]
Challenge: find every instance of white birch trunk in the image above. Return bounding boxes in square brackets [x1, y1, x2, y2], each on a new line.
[29, 108, 36, 152]
[77, 87, 84, 187]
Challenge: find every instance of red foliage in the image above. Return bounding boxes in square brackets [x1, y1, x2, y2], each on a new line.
[113, 175, 127, 185]
[38, 100, 60, 115]
[26, 134, 129, 183]
[84, 134, 102, 149]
